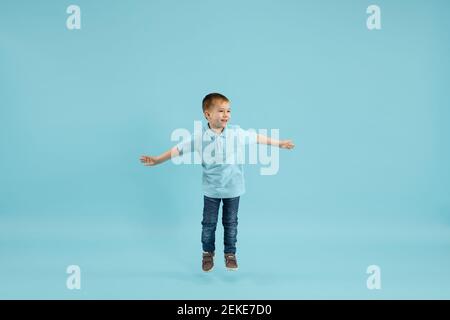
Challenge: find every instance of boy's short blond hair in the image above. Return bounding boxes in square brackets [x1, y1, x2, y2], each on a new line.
[202, 93, 229, 112]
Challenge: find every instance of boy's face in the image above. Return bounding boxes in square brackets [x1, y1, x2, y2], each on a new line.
[204, 100, 231, 129]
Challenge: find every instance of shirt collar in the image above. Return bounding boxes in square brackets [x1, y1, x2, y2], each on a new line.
[204, 122, 227, 139]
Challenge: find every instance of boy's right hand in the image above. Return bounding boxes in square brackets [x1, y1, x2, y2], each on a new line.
[140, 155, 158, 166]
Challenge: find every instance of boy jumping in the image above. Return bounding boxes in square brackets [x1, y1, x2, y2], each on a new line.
[140, 93, 295, 272]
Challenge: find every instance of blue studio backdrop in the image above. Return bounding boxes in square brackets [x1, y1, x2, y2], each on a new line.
[1, 0, 450, 299]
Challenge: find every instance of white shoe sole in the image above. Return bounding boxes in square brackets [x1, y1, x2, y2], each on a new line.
[226, 267, 238, 271]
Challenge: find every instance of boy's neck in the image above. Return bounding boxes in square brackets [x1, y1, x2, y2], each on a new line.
[208, 122, 225, 135]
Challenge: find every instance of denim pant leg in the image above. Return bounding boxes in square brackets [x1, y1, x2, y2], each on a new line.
[222, 196, 240, 254]
[201, 196, 221, 253]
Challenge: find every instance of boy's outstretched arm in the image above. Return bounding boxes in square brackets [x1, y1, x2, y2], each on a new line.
[257, 134, 295, 149]
[140, 146, 180, 166]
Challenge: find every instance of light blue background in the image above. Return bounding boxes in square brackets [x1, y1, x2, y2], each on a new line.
[1, 0, 449, 299]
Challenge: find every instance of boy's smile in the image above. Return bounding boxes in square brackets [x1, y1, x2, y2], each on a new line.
[204, 100, 231, 133]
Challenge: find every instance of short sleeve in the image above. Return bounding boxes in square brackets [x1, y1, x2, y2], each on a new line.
[176, 138, 194, 155]
[176, 132, 202, 155]
[237, 127, 257, 146]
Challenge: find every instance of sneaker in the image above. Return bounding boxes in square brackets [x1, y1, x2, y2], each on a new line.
[224, 253, 238, 271]
[202, 252, 214, 272]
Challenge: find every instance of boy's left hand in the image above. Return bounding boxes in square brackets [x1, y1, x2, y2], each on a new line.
[280, 140, 295, 149]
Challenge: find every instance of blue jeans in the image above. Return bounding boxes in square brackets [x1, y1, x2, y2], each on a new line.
[201, 195, 240, 254]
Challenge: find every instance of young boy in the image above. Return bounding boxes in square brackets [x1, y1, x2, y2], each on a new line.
[140, 93, 294, 272]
